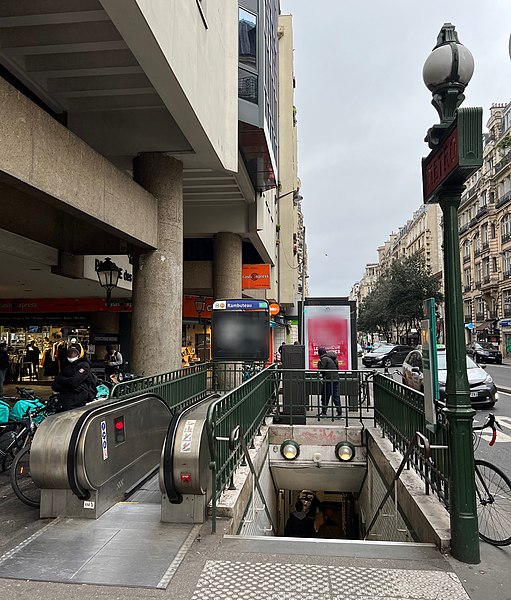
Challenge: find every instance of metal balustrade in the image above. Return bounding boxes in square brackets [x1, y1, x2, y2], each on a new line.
[373, 374, 450, 508]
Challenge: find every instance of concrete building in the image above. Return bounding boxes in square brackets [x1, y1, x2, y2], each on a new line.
[458, 102, 511, 355]
[0, 0, 291, 376]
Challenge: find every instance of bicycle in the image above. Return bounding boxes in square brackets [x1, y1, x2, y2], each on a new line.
[10, 397, 58, 507]
[473, 413, 511, 546]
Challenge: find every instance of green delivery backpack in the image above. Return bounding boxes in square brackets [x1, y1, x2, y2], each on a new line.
[0, 400, 10, 424]
[10, 398, 46, 424]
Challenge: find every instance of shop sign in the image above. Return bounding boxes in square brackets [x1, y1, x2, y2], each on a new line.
[0, 312, 89, 325]
[499, 320, 511, 328]
[269, 303, 280, 315]
[183, 295, 213, 319]
[92, 333, 120, 344]
[83, 255, 133, 291]
[242, 264, 271, 289]
[0, 298, 132, 313]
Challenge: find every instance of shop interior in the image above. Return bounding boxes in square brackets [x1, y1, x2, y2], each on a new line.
[182, 322, 211, 367]
[0, 325, 90, 382]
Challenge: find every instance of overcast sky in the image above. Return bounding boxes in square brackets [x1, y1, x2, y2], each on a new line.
[280, 0, 511, 298]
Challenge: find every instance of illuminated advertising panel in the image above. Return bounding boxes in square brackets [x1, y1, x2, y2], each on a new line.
[303, 299, 356, 370]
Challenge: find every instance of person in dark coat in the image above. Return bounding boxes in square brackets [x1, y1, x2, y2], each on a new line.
[0, 342, 9, 396]
[51, 346, 93, 412]
[318, 347, 341, 416]
[284, 490, 321, 538]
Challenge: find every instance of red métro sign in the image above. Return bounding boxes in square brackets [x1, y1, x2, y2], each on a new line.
[423, 126, 459, 201]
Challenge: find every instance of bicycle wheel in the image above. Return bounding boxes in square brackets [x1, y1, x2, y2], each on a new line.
[10, 447, 41, 508]
[475, 459, 511, 546]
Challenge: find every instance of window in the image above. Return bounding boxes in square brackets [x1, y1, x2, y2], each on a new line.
[504, 290, 511, 315]
[503, 251, 511, 275]
[463, 240, 471, 260]
[464, 268, 471, 288]
[502, 214, 511, 242]
[493, 256, 498, 272]
[475, 262, 482, 285]
[477, 298, 485, 317]
[238, 7, 258, 104]
[464, 300, 472, 320]
[482, 224, 489, 246]
[483, 257, 490, 280]
[239, 8, 257, 69]
[474, 234, 481, 255]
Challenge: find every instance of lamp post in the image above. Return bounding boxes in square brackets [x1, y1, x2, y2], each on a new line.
[194, 295, 207, 361]
[422, 23, 482, 564]
[96, 257, 121, 307]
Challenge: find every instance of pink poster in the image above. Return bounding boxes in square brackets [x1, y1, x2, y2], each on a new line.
[305, 305, 351, 370]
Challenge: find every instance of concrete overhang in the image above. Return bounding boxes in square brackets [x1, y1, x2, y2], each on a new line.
[0, 0, 237, 172]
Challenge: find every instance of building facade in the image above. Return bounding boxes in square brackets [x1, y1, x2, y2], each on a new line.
[459, 102, 511, 355]
[0, 0, 304, 375]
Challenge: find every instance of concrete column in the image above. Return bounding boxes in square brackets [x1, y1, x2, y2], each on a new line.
[213, 232, 242, 300]
[132, 153, 183, 375]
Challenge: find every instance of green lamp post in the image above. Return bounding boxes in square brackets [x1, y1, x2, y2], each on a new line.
[422, 23, 482, 564]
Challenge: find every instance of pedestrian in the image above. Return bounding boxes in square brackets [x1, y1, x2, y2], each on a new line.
[105, 345, 123, 378]
[284, 490, 322, 538]
[25, 340, 40, 380]
[0, 342, 9, 396]
[51, 346, 96, 412]
[317, 347, 341, 416]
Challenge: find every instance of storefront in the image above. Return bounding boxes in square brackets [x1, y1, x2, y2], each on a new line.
[499, 319, 511, 357]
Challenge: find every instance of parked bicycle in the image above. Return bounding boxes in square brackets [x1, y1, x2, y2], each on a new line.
[473, 413, 511, 546]
[10, 396, 59, 507]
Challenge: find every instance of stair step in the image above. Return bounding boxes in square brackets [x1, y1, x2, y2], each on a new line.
[221, 535, 442, 561]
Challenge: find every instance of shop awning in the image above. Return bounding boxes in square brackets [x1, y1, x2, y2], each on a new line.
[476, 320, 496, 332]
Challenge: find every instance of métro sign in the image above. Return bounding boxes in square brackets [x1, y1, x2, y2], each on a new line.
[422, 107, 483, 204]
[211, 299, 270, 361]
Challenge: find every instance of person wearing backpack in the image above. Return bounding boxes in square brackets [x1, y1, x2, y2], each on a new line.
[317, 347, 341, 417]
[0, 342, 9, 397]
[51, 346, 95, 412]
[104, 345, 123, 378]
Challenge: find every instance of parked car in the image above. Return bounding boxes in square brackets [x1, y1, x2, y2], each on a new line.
[402, 348, 498, 409]
[362, 344, 415, 368]
[466, 342, 502, 365]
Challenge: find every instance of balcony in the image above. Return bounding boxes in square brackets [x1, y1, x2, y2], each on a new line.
[475, 281, 482, 290]
[476, 312, 485, 321]
[482, 241, 490, 251]
[459, 223, 469, 234]
[489, 312, 498, 319]
[494, 152, 511, 175]
[469, 217, 478, 228]
[502, 232, 511, 245]
[476, 206, 488, 218]
[474, 248, 481, 258]
[464, 284, 472, 292]
[496, 190, 511, 209]
[504, 271, 511, 280]
[504, 307, 511, 317]
[463, 255, 471, 263]
[464, 314, 472, 323]
[483, 275, 491, 284]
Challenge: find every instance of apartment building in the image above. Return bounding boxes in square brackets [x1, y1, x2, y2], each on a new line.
[459, 102, 511, 355]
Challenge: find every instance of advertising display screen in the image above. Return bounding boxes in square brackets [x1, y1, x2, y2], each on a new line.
[303, 300, 355, 370]
[212, 299, 270, 361]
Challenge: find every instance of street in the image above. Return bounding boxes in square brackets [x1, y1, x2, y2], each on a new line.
[358, 358, 511, 478]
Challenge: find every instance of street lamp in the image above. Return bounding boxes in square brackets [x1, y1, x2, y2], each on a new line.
[194, 296, 207, 361]
[422, 23, 482, 565]
[96, 257, 121, 307]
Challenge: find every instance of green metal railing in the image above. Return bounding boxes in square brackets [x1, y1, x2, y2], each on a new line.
[271, 369, 374, 426]
[110, 363, 209, 412]
[373, 373, 450, 507]
[207, 365, 276, 532]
